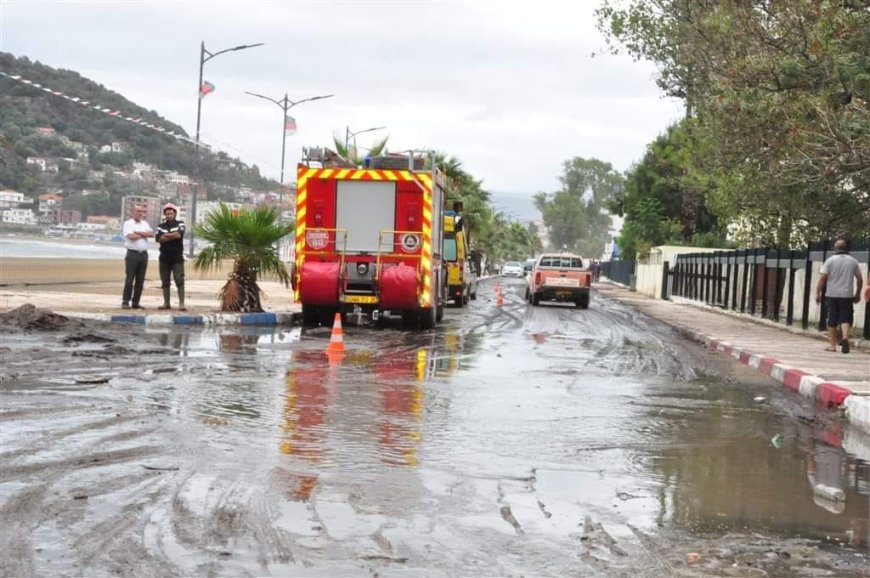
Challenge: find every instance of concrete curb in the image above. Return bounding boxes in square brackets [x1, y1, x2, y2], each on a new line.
[683, 330, 870, 434]
[844, 396, 870, 436]
[60, 310, 302, 327]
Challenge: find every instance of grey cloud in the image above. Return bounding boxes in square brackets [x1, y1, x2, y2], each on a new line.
[2, 0, 684, 194]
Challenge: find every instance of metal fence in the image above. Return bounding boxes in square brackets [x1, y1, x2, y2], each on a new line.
[667, 240, 870, 340]
[600, 259, 635, 287]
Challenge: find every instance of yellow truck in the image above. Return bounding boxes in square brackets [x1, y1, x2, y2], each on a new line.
[443, 209, 478, 307]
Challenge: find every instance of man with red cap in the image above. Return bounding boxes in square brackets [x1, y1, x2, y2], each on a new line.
[155, 203, 186, 310]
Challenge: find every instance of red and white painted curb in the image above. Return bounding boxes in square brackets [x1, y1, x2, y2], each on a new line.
[696, 335, 870, 434]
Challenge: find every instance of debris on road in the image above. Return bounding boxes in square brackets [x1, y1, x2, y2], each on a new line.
[0, 303, 82, 331]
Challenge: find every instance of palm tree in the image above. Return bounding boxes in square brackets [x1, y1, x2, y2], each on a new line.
[332, 133, 389, 166]
[429, 152, 491, 246]
[193, 204, 294, 312]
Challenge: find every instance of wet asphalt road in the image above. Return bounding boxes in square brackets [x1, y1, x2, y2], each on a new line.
[1, 277, 868, 577]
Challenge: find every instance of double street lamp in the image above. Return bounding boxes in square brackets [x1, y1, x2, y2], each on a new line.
[189, 40, 264, 258]
[245, 91, 334, 204]
[344, 125, 387, 154]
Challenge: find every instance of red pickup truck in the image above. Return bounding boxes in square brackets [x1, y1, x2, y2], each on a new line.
[525, 253, 592, 308]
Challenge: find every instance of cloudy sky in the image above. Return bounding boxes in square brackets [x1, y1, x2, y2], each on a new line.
[1, 0, 683, 212]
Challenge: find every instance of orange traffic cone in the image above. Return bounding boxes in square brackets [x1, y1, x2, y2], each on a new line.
[326, 312, 345, 353]
[496, 285, 504, 306]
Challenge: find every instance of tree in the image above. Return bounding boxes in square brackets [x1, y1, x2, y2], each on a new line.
[596, 0, 870, 245]
[526, 221, 544, 256]
[534, 157, 623, 256]
[612, 121, 728, 259]
[475, 212, 534, 262]
[429, 151, 491, 247]
[0, 52, 281, 204]
[193, 204, 295, 312]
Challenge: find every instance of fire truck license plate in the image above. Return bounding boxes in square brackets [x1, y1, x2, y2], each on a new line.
[343, 295, 378, 305]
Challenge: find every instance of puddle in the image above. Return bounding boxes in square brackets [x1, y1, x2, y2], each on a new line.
[2, 297, 868, 576]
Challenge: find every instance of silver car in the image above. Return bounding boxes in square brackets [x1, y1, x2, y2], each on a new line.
[501, 261, 524, 277]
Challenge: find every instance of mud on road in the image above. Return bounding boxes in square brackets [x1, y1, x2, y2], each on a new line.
[1, 292, 868, 577]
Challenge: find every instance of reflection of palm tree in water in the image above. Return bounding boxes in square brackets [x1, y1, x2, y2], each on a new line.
[218, 333, 260, 352]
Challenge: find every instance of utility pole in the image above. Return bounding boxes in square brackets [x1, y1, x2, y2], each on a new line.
[189, 40, 264, 257]
[244, 91, 334, 204]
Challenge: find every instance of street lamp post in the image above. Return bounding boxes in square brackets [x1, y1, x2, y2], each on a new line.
[244, 91, 334, 204]
[190, 40, 264, 258]
[344, 125, 387, 154]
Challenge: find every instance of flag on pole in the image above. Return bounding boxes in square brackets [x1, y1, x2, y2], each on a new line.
[199, 81, 215, 98]
[284, 115, 297, 135]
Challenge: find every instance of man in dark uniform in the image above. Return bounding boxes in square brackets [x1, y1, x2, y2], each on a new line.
[155, 203, 186, 311]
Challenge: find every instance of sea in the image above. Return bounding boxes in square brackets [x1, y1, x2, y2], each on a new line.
[0, 235, 293, 261]
[0, 236, 160, 259]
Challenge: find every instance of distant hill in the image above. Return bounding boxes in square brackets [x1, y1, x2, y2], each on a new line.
[0, 52, 276, 218]
[489, 190, 541, 223]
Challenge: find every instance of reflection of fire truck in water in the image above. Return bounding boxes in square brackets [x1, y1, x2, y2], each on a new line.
[278, 349, 331, 501]
[292, 151, 448, 329]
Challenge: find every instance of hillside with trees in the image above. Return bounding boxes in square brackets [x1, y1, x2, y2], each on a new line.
[0, 52, 277, 218]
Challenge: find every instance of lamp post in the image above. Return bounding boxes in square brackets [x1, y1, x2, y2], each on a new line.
[190, 40, 264, 258]
[344, 125, 387, 154]
[244, 91, 334, 204]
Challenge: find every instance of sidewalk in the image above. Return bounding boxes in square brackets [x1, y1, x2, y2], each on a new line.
[596, 283, 870, 435]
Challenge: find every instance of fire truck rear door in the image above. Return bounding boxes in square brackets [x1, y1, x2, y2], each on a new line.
[335, 181, 396, 253]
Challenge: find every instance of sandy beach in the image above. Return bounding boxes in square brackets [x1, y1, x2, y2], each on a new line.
[0, 258, 296, 314]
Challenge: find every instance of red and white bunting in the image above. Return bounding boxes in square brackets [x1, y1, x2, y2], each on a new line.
[0, 69, 200, 146]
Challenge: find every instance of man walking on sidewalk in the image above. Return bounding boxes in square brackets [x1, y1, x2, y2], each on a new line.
[155, 203, 186, 311]
[815, 239, 863, 353]
[121, 204, 154, 309]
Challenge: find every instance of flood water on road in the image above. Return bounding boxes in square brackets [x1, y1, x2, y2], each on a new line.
[1, 278, 868, 576]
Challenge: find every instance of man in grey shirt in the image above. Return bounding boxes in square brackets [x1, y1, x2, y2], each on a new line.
[815, 239, 863, 353]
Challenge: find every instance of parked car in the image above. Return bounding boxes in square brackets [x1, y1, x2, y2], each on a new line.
[501, 261, 524, 277]
[526, 252, 592, 308]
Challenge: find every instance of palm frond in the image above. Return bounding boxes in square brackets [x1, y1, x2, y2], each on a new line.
[193, 203, 294, 286]
[368, 136, 389, 157]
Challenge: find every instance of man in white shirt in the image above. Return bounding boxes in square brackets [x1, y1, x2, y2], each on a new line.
[815, 239, 863, 353]
[121, 204, 154, 309]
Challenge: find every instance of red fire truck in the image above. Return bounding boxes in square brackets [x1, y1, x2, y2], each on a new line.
[292, 152, 447, 329]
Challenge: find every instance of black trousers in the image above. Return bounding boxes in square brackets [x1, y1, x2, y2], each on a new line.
[122, 250, 149, 305]
[159, 260, 185, 289]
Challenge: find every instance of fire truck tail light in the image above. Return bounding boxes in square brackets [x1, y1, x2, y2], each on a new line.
[313, 203, 323, 226]
[407, 203, 419, 228]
